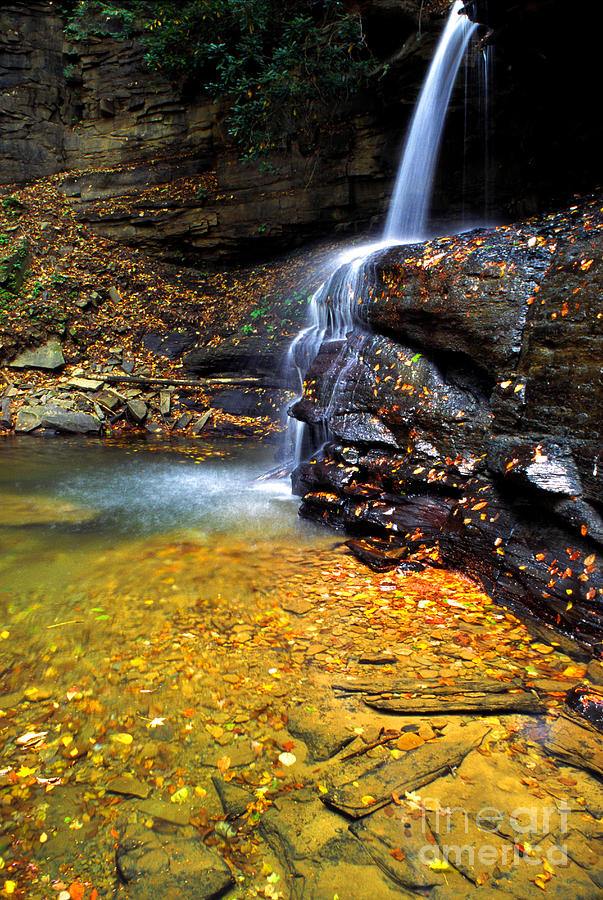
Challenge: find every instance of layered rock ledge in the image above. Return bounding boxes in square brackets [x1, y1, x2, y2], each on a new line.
[291, 198, 603, 651]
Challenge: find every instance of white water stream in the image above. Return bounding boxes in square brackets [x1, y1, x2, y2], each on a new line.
[284, 1, 479, 469]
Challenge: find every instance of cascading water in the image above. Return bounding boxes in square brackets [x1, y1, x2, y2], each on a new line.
[384, 2, 477, 241]
[282, 0, 479, 472]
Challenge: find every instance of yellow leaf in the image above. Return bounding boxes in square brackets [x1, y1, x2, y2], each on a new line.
[429, 859, 450, 871]
[562, 665, 585, 677]
[112, 733, 133, 745]
[361, 795, 376, 807]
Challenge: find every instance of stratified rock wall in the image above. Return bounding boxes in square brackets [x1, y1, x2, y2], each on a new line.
[0, 2, 67, 182]
[0, 2, 401, 261]
[292, 199, 603, 650]
[2, 1, 600, 264]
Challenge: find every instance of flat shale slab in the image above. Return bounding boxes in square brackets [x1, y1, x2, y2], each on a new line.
[545, 712, 603, 779]
[322, 720, 490, 818]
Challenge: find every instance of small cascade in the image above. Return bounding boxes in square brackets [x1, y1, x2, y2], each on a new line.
[480, 42, 493, 219]
[281, 0, 480, 474]
[283, 250, 373, 464]
[462, 36, 494, 224]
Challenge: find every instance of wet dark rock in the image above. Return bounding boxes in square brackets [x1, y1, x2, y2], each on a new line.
[183, 334, 286, 378]
[142, 331, 198, 360]
[116, 823, 233, 900]
[291, 202, 603, 651]
[564, 685, 603, 732]
[357, 229, 551, 379]
[209, 386, 279, 418]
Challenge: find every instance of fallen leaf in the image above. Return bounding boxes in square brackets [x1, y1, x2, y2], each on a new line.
[217, 755, 231, 774]
[396, 733, 425, 752]
[278, 752, 296, 767]
[429, 858, 450, 871]
[68, 883, 85, 900]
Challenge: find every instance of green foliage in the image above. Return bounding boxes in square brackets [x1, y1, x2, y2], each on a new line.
[64, 1, 139, 39]
[63, 0, 374, 156]
[1, 197, 26, 217]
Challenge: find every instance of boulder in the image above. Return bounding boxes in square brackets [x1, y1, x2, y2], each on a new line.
[9, 339, 65, 371]
[290, 200, 603, 650]
[183, 333, 286, 378]
[16, 403, 101, 433]
[127, 400, 148, 423]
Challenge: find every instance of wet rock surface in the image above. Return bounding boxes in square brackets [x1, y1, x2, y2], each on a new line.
[115, 824, 233, 900]
[291, 199, 603, 650]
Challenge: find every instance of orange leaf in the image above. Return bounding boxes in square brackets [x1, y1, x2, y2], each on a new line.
[396, 733, 425, 752]
[217, 755, 231, 774]
[68, 883, 85, 900]
[390, 848, 406, 861]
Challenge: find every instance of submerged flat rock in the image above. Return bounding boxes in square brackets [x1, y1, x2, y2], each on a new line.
[0, 493, 96, 527]
[116, 824, 233, 900]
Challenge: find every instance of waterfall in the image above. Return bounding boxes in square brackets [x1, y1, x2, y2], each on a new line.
[281, 0, 478, 473]
[384, 1, 478, 241]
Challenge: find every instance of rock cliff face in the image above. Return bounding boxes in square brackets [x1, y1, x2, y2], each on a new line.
[291, 199, 603, 651]
[2, 1, 600, 264]
[0, 1, 412, 262]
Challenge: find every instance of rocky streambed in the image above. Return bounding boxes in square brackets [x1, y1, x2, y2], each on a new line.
[291, 197, 602, 652]
[0, 438, 602, 900]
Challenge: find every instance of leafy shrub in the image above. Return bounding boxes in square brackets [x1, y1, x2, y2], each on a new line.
[63, 1, 374, 156]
